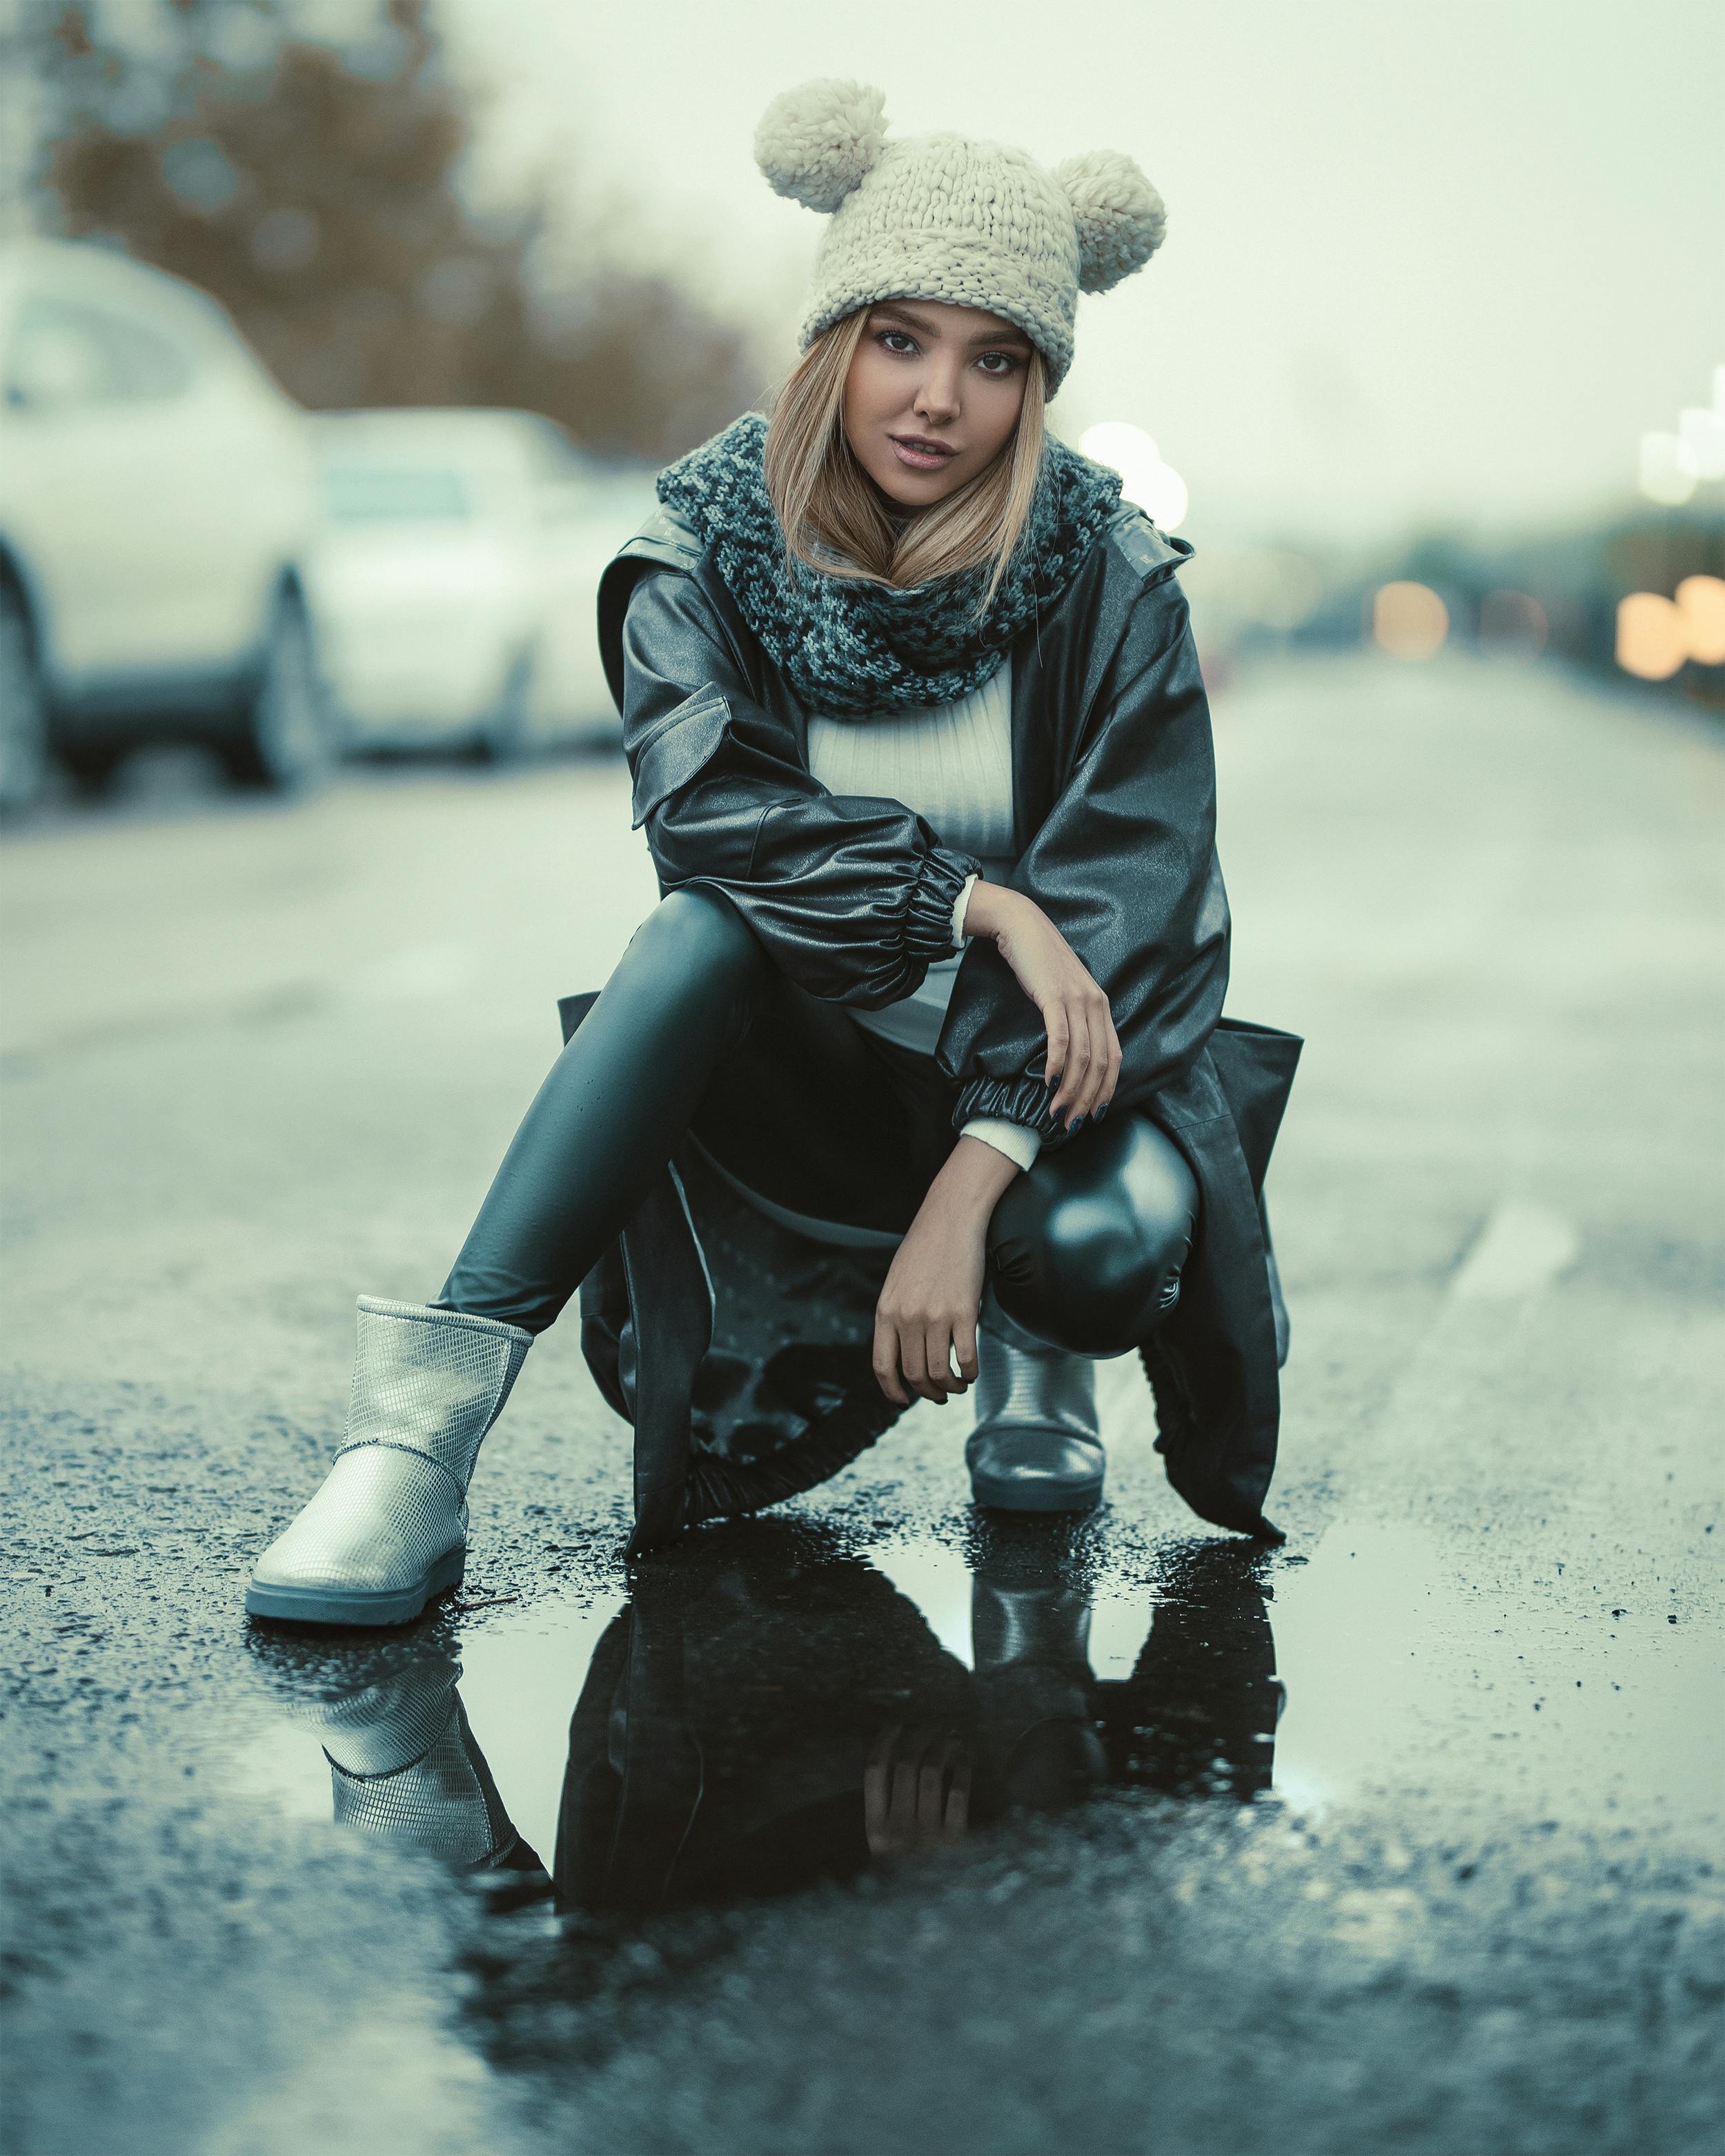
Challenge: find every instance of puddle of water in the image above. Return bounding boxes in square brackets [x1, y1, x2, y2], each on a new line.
[228, 1595, 625, 1870]
[867, 1534, 1170, 1679]
[231, 1519, 1281, 1917]
[866, 1537, 979, 1667]
[1272, 1519, 1724, 1834]
[1271, 1522, 1442, 1814]
[228, 1501, 1719, 1926]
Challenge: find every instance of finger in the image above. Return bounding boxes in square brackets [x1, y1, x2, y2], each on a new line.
[917, 1773, 944, 1837]
[918, 1740, 956, 1834]
[863, 1723, 898, 1848]
[1042, 1005, 1070, 1093]
[954, 1309, 979, 1386]
[888, 1760, 920, 1839]
[1073, 1000, 1112, 1120]
[873, 1314, 910, 1406]
[1097, 1006, 1123, 1111]
[1050, 1004, 1093, 1122]
[898, 1324, 940, 1405]
[926, 1325, 966, 1398]
[945, 1754, 973, 1835]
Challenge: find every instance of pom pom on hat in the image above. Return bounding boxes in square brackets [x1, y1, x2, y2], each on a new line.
[755, 79, 889, 214]
[1053, 149, 1167, 293]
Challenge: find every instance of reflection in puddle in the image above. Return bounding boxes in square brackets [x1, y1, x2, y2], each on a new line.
[1270, 1521, 1439, 1814]
[239, 1522, 1281, 1918]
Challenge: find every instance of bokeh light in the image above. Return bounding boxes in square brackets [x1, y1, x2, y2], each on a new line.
[1615, 593, 1688, 680]
[1677, 405, 1725, 480]
[1372, 582, 1449, 659]
[1675, 575, 1725, 665]
[1637, 431, 1699, 506]
[1077, 421, 1189, 531]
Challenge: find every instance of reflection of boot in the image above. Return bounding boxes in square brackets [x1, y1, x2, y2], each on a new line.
[247, 1298, 531, 1627]
[967, 1309, 1103, 1514]
[971, 1537, 1105, 1812]
[306, 1659, 543, 1879]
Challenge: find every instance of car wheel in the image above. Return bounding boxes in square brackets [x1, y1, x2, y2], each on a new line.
[0, 581, 50, 815]
[59, 736, 128, 795]
[222, 593, 337, 791]
[474, 651, 538, 764]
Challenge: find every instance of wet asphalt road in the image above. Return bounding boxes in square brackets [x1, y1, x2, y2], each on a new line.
[1, 655, 1720, 2156]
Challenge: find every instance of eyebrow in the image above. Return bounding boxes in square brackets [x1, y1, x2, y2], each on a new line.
[871, 303, 1033, 350]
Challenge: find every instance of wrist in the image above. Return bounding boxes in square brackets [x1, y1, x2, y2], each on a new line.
[934, 1134, 1023, 1218]
[961, 880, 1029, 945]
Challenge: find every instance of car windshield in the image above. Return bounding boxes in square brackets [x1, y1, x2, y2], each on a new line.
[320, 464, 472, 522]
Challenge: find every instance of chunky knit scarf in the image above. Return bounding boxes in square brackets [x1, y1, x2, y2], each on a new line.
[655, 412, 1123, 715]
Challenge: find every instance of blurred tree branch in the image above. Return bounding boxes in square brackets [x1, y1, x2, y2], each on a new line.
[11, 0, 764, 459]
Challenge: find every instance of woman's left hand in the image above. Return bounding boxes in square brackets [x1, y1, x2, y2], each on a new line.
[873, 1137, 1021, 1405]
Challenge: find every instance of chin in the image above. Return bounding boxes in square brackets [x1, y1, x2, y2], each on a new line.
[871, 464, 965, 508]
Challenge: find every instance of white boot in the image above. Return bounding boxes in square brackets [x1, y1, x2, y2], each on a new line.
[965, 1316, 1104, 1514]
[246, 1297, 530, 1627]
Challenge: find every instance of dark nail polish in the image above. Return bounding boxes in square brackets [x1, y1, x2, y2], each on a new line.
[1067, 1115, 1083, 1131]
[1096, 1102, 1110, 1121]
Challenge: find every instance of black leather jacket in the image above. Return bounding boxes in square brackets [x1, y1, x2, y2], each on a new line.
[601, 502, 1228, 1148]
[593, 502, 1300, 1545]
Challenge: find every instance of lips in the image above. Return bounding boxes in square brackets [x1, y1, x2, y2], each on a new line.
[888, 434, 958, 471]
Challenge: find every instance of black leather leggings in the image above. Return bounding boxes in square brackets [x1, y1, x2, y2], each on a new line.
[439, 888, 1196, 1356]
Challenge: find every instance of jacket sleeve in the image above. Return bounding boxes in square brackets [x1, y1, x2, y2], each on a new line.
[620, 567, 980, 1008]
[936, 578, 1230, 1145]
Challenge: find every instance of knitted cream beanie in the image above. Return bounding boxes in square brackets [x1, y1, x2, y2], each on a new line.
[754, 79, 1166, 396]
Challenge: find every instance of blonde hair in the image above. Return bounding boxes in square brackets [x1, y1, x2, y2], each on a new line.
[763, 308, 1047, 618]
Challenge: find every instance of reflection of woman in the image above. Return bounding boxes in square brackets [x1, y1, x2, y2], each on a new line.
[560, 1527, 976, 1908]
[295, 1523, 1279, 1912]
[247, 81, 1298, 1630]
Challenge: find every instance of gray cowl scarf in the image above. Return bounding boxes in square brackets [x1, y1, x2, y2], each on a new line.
[654, 412, 1123, 717]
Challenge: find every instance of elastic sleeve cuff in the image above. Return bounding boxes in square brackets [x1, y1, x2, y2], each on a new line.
[955, 1073, 1067, 1145]
[905, 847, 982, 962]
[959, 1117, 1043, 1174]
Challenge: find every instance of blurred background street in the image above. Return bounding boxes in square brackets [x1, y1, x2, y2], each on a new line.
[1, 2, 1721, 2153]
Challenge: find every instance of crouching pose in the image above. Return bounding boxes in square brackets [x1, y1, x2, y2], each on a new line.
[248, 81, 1299, 1628]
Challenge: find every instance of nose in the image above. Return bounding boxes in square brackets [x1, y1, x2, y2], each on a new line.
[911, 355, 963, 426]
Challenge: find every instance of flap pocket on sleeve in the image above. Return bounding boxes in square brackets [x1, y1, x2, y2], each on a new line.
[629, 692, 731, 829]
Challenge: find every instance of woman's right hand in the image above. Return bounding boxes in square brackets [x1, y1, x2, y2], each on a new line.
[962, 882, 1121, 1127]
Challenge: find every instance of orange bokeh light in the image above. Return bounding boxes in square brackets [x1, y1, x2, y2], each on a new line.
[1675, 575, 1725, 665]
[1615, 593, 1687, 681]
[1372, 582, 1448, 660]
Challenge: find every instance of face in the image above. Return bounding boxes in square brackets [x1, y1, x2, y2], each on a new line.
[841, 299, 1034, 508]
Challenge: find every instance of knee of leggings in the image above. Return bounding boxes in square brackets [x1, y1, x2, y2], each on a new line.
[992, 1119, 1197, 1356]
[622, 886, 767, 1000]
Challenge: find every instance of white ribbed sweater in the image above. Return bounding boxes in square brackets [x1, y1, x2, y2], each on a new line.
[807, 660, 1040, 1173]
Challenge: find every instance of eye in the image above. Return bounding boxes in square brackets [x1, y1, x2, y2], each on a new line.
[876, 329, 919, 355]
[976, 352, 1022, 377]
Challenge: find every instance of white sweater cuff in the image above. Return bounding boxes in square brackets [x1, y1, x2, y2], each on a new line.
[950, 872, 980, 948]
[959, 1117, 1043, 1174]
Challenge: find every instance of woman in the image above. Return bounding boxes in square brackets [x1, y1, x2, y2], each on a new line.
[247, 81, 1299, 1629]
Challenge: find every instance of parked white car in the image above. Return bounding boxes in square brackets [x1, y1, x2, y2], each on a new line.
[0, 239, 326, 809]
[305, 408, 653, 758]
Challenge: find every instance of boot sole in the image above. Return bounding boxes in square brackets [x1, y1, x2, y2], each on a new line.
[244, 1545, 466, 1628]
[968, 1471, 1104, 1514]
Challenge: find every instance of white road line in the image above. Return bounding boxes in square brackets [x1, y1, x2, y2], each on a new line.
[1450, 1201, 1579, 1300]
